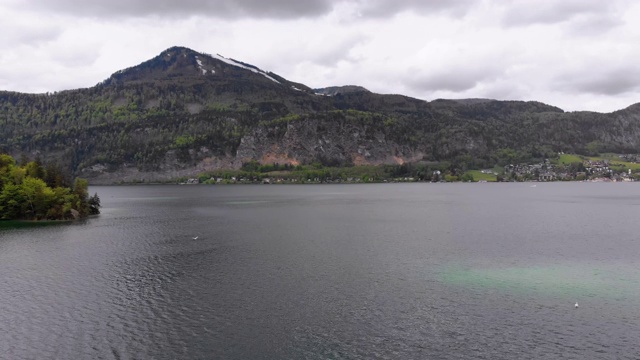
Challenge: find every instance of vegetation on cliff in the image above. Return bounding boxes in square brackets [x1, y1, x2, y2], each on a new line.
[0, 154, 100, 220]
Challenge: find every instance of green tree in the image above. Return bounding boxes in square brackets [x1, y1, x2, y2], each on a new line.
[73, 178, 90, 216]
[20, 177, 54, 220]
[24, 160, 46, 180]
[0, 154, 16, 188]
[0, 183, 23, 219]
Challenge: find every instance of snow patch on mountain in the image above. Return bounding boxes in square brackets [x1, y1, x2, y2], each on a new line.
[212, 53, 280, 84]
[195, 56, 208, 75]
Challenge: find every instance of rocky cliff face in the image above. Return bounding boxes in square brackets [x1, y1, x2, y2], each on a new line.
[236, 116, 425, 167]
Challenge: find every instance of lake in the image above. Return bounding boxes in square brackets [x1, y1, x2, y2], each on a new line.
[1, 183, 639, 359]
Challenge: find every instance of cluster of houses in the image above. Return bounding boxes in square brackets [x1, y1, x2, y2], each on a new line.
[181, 176, 374, 185]
[501, 157, 636, 182]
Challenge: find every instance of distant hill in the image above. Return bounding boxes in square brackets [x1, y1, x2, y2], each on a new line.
[1, 46, 640, 184]
[313, 85, 370, 96]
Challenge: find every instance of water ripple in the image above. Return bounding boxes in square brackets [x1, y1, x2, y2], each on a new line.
[1, 184, 640, 358]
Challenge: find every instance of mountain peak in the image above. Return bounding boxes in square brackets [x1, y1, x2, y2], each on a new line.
[102, 46, 310, 92]
[160, 45, 196, 55]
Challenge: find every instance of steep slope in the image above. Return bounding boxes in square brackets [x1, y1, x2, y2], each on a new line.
[1, 46, 640, 184]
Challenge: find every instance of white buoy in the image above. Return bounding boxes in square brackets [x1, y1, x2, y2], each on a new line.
[575, 302, 579, 308]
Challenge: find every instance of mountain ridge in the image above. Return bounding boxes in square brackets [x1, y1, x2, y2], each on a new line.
[1, 46, 640, 184]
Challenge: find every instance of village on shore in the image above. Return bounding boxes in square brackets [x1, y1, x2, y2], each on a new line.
[179, 154, 640, 185]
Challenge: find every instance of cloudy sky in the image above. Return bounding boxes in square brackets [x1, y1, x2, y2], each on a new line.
[1, 0, 639, 112]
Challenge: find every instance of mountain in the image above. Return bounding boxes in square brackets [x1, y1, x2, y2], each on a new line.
[1, 46, 640, 184]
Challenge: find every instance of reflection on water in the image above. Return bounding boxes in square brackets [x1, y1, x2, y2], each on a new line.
[1, 183, 640, 359]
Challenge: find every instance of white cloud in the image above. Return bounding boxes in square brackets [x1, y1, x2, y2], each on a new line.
[1, 0, 640, 112]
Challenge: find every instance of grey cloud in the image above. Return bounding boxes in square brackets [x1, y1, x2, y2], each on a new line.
[353, 0, 475, 18]
[565, 15, 623, 36]
[555, 68, 640, 96]
[50, 47, 101, 67]
[413, 73, 478, 92]
[18, 0, 335, 19]
[312, 35, 367, 66]
[407, 67, 502, 93]
[257, 33, 367, 78]
[17, 0, 478, 20]
[0, 24, 62, 47]
[482, 83, 526, 102]
[502, 0, 622, 27]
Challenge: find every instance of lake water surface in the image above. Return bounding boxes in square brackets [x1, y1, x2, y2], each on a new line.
[1, 183, 640, 359]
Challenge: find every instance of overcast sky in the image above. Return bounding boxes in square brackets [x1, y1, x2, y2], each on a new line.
[1, 0, 639, 112]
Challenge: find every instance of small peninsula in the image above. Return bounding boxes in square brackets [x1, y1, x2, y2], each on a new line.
[0, 154, 100, 221]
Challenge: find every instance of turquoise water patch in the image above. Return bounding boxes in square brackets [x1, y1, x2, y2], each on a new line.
[440, 264, 640, 300]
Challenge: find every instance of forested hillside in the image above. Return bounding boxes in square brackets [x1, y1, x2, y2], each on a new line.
[2, 46, 640, 184]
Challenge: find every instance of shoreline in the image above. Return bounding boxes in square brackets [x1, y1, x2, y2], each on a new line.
[89, 179, 637, 186]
